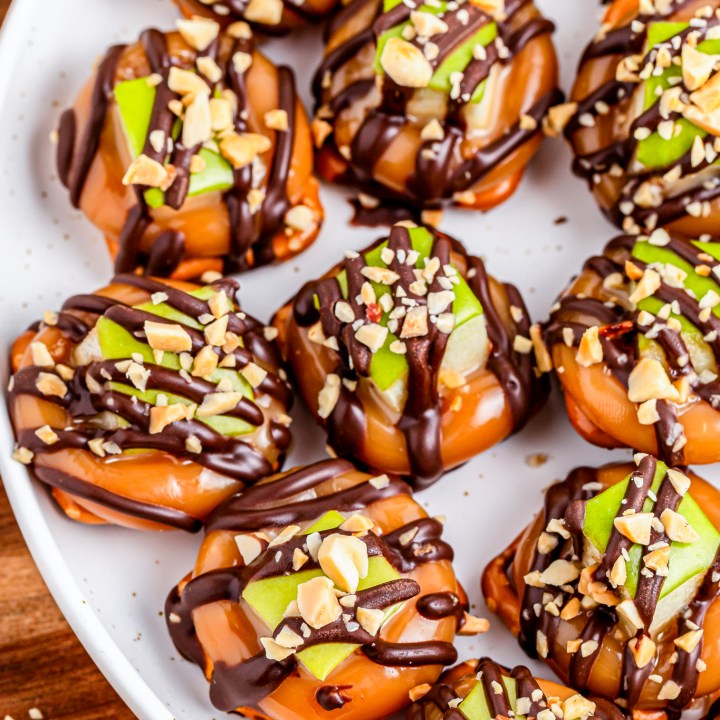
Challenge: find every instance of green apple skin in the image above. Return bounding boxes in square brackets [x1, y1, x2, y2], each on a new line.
[459, 675, 520, 720]
[303, 511, 347, 535]
[373, 2, 496, 102]
[240, 506, 406, 680]
[242, 555, 401, 680]
[631, 240, 718, 375]
[335, 226, 484, 394]
[583, 461, 720, 601]
[114, 77, 234, 208]
[637, 22, 720, 169]
[95, 287, 254, 436]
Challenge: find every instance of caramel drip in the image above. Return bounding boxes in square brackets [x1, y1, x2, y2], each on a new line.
[9, 275, 292, 527]
[568, 2, 720, 231]
[165, 461, 459, 711]
[313, 0, 558, 208]
[292, 226, 544, 489]
[515, 459, 719, 712]
[56, 30, 300, 276]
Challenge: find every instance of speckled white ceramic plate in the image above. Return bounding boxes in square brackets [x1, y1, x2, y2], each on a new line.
[1, 1, 710, 718]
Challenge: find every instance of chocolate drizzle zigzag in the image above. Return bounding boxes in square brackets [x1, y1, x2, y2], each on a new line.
[314, 0, 560, 210]
[9, 274, 292, 529]
[566, 0, 720, 233]
[545, 231, 720, 466]
[517, 458, 720, 717]
[292, 225, 545, 489]
[409, 657, 625, 720]
[165, 459, 458, 712]
[57, 28, 298, 275]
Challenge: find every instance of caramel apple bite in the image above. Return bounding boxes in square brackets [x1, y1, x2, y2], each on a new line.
[166, 459, 485, 719]
[311, 0, 560, 219]
[544, 229, 720, 465]
[273, 223, 548, 489]
[8, 274, 292, 531]
[482, 456, 720, 716]
[408, 656, 624, 720]
[56, 18, 322, 279]
[561, 0, 720, 236]
[173, 0, 340, 34]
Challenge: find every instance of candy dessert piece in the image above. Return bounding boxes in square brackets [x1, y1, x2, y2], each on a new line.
[561, 0, 720, 236]
[407, 656, 624, 720]
[311, 0, 560, 220]
[166, 459, 486, 719]
[544, 229, 720, 466]
[272, 223, 548, 490]
[56, 18, 322, 279]
[8, 274, 292, 531]
[173, 0, 340, 34]
[482, 456, 720, 716]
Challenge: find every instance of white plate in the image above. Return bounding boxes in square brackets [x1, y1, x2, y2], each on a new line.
[2, 1, 715, 718]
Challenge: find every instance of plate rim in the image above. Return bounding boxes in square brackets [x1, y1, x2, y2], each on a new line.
[0, 2, 175, 717]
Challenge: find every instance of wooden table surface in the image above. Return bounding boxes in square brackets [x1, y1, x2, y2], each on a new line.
[0, 1, 134, 717]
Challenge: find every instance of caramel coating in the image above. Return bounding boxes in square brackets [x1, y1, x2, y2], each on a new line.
[168, 463, 466, 720]
[272, 233, 545, 485]
[482, 463, 720, 714]
[545, 235, 720, 464]
[410, 659, 623, 720]
[567, 0, 720, 236]
[60, 30, 321, 279]
[314, 0, 559, 212]
[9, 278, 289, 530]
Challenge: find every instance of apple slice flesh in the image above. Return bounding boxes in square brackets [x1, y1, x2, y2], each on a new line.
[583, 461, 720, 603]
[242, 555, 402, 680]
[241, 508, 405, 681]
[114, 77, 235, 203]
[459, 675, 521, 720]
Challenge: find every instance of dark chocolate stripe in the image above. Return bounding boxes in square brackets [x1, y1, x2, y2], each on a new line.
[57, 28, 303, 276]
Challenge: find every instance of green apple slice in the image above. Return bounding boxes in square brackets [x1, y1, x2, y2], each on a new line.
[373, 2, 497, 102]
[114, 77, 234, 205]
[304, 511, 347, 534]
[295, 643, 359, 682]
[441, 313, 488, 376]
[242, 555, 402, 680]
[92, 287, 255, 436]
[242, 500, 403, 680]
[115, 78, 156, 158]
[331, 227, 485, 401]
[583, 461, 720, 602]
[636, 22, 720, 170]
[631, 240, 719, 374]
[459, 675, 521, 720]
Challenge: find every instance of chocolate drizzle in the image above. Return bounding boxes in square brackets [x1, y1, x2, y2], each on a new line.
[567, 1, 720, 234]
[315, 685, 352, 711]
[513, 459, 720, 714]
[291, 225, 546, 489]
[56, 28, 303, 276]
[181, 0, 334, 32]
[8, 274, 292, 529]
[409, 657, 625, 720]
[165, 460, 459, 712]
[545, 231, 720, 465]
[314, 0, 559, 213]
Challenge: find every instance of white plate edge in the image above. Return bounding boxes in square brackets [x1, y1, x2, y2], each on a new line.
[0, 2, 174, 717]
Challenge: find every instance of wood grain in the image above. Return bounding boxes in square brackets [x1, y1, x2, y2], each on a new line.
[0, 1, 134, 717]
